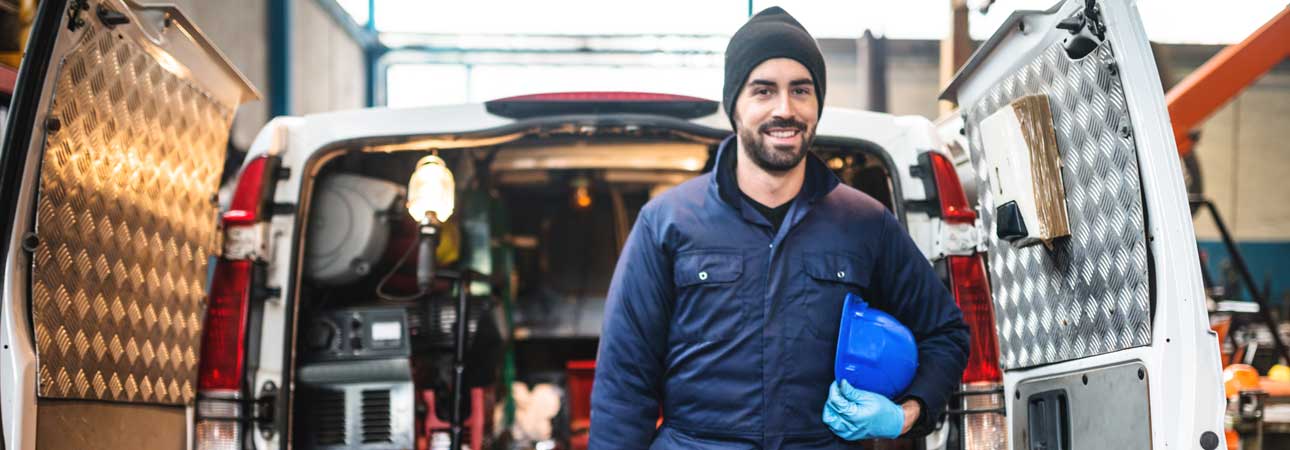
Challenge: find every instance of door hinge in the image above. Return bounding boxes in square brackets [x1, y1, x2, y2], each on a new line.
[271, 202, 296, 216]
[250, 260, 282, 303]
[1055, 0, 1107, 59]
[255, 381, 278, 439]
[95, 4, 130, 28]
[1056, 0, 1107, 40]
[907, 151, 944, 218]
[66, 0, 89, 31]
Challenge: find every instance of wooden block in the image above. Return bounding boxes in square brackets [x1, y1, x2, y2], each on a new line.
[980, 94, 1070, 247]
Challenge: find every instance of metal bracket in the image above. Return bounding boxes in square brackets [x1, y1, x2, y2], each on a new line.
[945, 407, 1006, 416]
[947, 385, 1007, 417]
[933, 220, 985, 258]
[1055, 0, 1107, 40]
[95, 4, 129, 28]
[271, 202, 296, 216]
[66, 0, 89, 31]
[1055, 0, 1107, 59]
[1081, 0, 1107, 41]
[224, 223, 270, 261]
[256, 381, 278, 439]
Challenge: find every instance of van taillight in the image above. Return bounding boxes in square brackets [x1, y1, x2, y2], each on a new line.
[197, 259, 252, 391]
[927, 151, 976, 225]
[949, 255, 1001, 383]
[927, 151, 1006, 450]
[195, 259, 251, 450]
[925, 151, 1001, 382]
[223, 156, 269, 225]
[197, 155, 274, 450]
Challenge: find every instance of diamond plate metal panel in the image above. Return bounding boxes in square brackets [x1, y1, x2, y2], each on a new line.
[31, 23, 231, 405]
[965, 41, 1151, 370]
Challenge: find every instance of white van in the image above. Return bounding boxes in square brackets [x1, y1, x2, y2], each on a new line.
[1, 0, 1224, 449]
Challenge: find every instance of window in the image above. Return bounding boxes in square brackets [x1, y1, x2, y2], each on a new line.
[385, 64, 469, 108]
[335, 0, 371, 26]
[385, 63, 721, 108]
[372, 0, 1286, 44]
[374, 0, 746, 35]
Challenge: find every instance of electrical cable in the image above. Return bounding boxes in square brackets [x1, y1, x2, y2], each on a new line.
[375, 235, 429, 302]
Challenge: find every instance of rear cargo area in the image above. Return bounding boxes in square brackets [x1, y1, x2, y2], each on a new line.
[284, 127, 899, 449]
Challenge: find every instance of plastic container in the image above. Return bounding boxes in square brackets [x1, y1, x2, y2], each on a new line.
[834, 292, 919, 399]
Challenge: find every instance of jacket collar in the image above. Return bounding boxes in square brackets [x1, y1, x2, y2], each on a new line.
[710, 134, 840, 211]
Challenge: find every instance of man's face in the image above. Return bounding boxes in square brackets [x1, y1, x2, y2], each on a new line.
[733, 58, 819, 173]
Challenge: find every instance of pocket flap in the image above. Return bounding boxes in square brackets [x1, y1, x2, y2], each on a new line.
[804, 252, 870, 287]
[674, 251, 743, 287]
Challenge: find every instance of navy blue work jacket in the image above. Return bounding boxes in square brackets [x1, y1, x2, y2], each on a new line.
[590, 136, 970, 449]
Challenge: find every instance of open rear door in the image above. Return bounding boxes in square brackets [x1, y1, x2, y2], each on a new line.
[0, 1, 257, 448]
[941, 0, 1225, 449]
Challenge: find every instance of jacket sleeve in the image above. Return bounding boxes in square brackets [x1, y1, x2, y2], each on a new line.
[589, 208, 673, 449]
[869, 211, 971, 436]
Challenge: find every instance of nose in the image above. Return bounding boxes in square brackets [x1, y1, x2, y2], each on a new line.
[771, 91, 796, 121]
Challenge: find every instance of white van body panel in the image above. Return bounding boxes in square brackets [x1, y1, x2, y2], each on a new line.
[943, 0, 1225, 448]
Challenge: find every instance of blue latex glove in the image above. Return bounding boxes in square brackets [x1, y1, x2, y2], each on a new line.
[822, 379, 905, 441]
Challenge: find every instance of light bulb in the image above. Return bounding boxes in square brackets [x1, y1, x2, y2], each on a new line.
[573, 185, 592, 209]
[407, 154, 455, 224]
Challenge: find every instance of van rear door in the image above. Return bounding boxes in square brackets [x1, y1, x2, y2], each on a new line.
[0, 1, 256, 448]
[941, 0, 1225, 448]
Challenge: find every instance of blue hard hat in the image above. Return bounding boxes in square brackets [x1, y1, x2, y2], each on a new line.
[834, 292, 919, 399]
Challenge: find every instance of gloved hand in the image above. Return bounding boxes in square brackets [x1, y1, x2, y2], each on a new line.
[822, 379, 905, 441]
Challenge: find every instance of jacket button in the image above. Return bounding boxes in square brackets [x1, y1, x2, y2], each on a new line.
[699, 271, 708, 280]
[837, 271, 845, 278]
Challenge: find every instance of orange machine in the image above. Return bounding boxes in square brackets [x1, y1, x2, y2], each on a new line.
[1166, 7, 1290, 158]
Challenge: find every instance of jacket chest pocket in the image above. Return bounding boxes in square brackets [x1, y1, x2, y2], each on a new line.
[672, 250, 745, 341]
[797, 252, 871, 341]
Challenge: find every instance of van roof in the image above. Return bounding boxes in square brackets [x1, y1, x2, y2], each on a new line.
[260, 103, 930, 164]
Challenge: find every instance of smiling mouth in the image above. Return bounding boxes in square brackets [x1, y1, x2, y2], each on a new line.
[763, 128, 802, 139]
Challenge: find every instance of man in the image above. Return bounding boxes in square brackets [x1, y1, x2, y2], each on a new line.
[590, 7, 970, 449]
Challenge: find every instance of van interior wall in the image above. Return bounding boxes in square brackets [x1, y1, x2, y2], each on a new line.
[294, 141, 899, 325]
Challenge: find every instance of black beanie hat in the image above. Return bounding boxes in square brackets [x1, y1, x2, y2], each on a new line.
[723, 7, 826, 128]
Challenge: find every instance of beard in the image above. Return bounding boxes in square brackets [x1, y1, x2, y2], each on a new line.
[737, 117, 816, 173]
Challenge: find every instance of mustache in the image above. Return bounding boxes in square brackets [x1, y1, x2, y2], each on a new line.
[758, 119, 807, 134]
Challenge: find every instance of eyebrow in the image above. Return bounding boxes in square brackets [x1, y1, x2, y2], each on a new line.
[746, 78, 815, 88]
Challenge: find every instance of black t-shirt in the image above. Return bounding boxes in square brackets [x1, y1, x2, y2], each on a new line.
[741, 192, 792, 233]
[727, 145, 793, 233]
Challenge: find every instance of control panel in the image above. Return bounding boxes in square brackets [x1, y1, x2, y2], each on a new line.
[303, 306, 410, 362]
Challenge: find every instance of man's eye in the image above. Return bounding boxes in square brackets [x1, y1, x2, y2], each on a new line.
[794, 88, 811, 95]
[754, 88, 771, 96]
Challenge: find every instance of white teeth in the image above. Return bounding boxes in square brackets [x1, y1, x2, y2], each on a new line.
[767, 130, 798, 138]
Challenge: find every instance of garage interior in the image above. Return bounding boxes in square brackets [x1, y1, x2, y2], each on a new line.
[2, 1, 1289, 449]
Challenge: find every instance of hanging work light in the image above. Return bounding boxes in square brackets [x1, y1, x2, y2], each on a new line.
[406, 154, 456, 292]
[408, 154, 456, 225]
